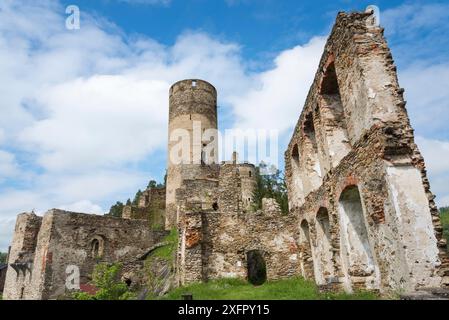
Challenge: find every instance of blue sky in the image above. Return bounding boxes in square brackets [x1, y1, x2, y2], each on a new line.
[0, 0, 448, 251]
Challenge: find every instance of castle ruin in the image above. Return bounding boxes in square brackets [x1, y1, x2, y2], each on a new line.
[3, 10, 449, 300]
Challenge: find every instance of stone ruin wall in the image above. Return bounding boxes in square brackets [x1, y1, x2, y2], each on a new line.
[284, 12, 449, 293]
[4, 210, 167, 300]
[176, 163, 299, 286]
[122, 187, 166, 228]
[3, 213, 42, 300]
[4, 10, 449, 299]
[176, 11, 449, 295]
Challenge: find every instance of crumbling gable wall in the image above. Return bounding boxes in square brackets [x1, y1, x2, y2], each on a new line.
[4, 210, 167, 300]
[285, 11, 449, 293]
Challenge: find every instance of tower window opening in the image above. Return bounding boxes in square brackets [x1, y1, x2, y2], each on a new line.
[192, 80, 197, 87]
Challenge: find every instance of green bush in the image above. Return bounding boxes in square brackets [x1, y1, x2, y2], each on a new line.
[72, 263, 135, 300]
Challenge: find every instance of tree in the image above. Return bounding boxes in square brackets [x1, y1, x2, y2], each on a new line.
[126, 198, 132, 206]
[147, 177, 166, 190]
[0, 252, 7, 264]
[107, 201, 124, 218]
[252, 163, 289, 215]
[147, 180, 158, 189]
[72, 263, 135, 300]
[132, 189, 143, 206]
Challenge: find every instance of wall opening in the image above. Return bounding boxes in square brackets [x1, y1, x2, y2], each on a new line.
[338, 186, 376, 286]
[91, 237, 104, 258]
[304, 113, 318, 152]
[301, 113, 322, 192]
[300, 220, 315, 280]
[246, 250, 267, 286]
[318, 60, 351, 168]
[289, 143, 305, 207]
[315, 207, 334, 285]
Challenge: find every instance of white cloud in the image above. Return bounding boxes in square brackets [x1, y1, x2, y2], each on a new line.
[231, 37, 325, 133]
[1, 0, 448, 252]
[398, 63, 449, 138]
[382, 3, 449, 35]
[0, 150, 20, 181]
[416, 137, 449, 175]
[59, 200, 104, 214]
[0, 0, 255, 250]
[415, 136, 449, 208]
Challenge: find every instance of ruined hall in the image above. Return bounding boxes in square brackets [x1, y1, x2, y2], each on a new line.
[2, 10, 448, 300]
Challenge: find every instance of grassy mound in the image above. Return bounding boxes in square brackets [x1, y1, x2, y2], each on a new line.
[161, 277, 379, 300]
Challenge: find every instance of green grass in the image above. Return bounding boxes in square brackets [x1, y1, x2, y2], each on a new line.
[151, 228, 178, 261]
[441, 207, 449, 251]
[161, 277, 379, 300]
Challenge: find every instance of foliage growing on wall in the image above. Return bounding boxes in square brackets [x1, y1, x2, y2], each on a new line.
[72, 263, 135, 300]
[145, 228, 178, 299]
[252, 163, 289, 214]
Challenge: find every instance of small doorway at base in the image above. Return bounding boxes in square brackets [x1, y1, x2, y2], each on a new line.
[246, 250, 267, 286]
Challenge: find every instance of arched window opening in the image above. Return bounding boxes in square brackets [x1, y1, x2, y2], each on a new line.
[304, 113, 318, 152]
[318, 59, 351, 168]
[292, 144, 299, 164]
[301, 112, 322, 193]
[320, 61, 339, 95]
[91, 237, 104, 258]
[246, 250, 267, 286]
[315, 207, 334, 285]
[338, 186, 376, 286]
[300, 220, 315, 280]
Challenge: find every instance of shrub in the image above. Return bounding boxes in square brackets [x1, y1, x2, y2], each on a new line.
[72, 263, 135, 300]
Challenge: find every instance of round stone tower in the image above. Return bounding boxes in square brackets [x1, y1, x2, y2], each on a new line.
[166, 79, 219, 228]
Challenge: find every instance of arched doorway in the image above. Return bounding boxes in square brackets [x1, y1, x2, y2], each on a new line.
[300, 220, 315, 280]
[338, 185, 377, 289]
[315, 207, 334, 284]
[246, 250, 267, 286]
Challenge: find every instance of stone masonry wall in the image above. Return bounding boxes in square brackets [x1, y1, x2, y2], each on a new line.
[4, 210, 167, 300]
[284, 11, 448, 293]
[177, 163, 299, 285]
[122, 187, 166, 228]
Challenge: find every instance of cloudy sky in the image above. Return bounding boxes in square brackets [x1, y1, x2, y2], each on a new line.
[0, 0, 448, 251]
